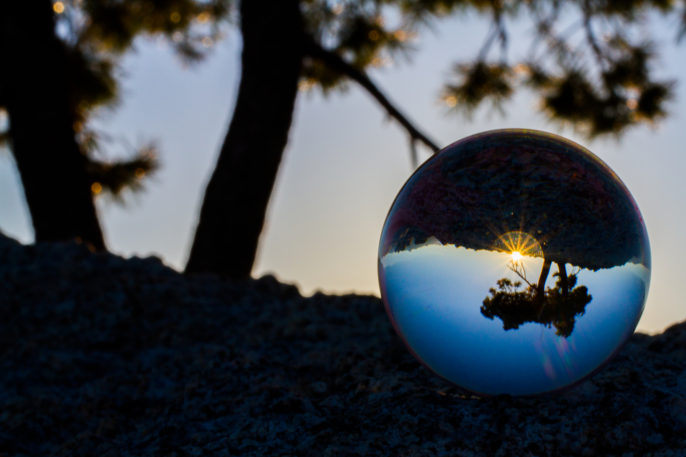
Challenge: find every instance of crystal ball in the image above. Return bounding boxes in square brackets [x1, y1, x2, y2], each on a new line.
[378, 129, 650, 396]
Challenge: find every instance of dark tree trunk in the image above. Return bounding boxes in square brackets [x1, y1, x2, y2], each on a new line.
[185, 0, 303, 277]
[536, 258, 552, 297]
[0, 2, 105, 249]
[556, 262, 568, 295]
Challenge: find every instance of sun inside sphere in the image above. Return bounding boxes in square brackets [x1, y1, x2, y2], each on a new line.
[378, 129, 650, 396]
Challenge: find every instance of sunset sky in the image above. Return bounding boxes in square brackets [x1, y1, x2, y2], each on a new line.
[1, 11, 684, 333]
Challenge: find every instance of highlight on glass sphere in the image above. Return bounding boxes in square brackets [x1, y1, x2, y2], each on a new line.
[378, 129, 650, 396]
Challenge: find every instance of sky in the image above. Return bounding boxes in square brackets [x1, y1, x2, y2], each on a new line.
[0, 9, 684, 334]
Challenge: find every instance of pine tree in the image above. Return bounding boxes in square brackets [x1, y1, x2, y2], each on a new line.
[1, 1, 683, 274]
[0, 0, 228, 248]
[186, 0, 684, 277]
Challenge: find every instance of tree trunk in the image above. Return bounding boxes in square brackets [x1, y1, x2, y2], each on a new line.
[556, 262, 568, 295]
[185, 0, 303, 277]
[0, 1, 105, 249]
[536, 258, 552, 297]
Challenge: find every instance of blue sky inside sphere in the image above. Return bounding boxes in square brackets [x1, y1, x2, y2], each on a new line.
[380, 245, 648, 395]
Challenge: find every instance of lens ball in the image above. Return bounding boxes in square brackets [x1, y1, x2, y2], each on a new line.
[378, 129, 650, 396]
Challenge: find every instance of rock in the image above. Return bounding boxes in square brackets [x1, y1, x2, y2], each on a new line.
[0, 232, 684, 456]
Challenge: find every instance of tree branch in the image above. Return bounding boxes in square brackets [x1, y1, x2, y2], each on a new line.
[303, 37, 440, 155]
[508, 262, 534, 288]
[582, 0, 607, 67]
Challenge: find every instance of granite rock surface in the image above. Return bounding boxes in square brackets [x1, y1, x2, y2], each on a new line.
[0, 233, 684, 456]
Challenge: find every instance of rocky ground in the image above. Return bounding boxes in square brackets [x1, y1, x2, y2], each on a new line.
[0, 233, 684, 456]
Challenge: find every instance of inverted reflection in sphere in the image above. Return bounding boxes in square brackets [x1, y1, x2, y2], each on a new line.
[378, 129, 650, 396]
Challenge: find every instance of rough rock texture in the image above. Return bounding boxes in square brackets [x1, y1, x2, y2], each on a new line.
[0, 233, 684, 457]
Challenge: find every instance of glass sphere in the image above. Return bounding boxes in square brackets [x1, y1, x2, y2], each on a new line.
[378, 129, 650, 396]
